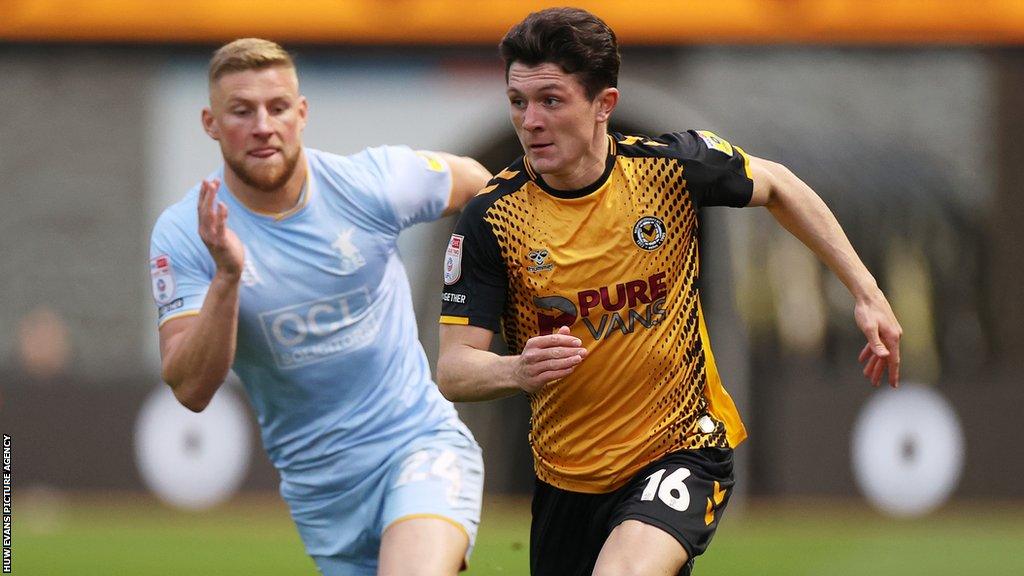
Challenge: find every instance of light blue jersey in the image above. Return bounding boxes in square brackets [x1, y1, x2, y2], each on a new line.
[150, 146, 483, 572]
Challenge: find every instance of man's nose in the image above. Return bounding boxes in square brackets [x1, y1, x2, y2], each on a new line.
[522, 103, 543, 131]
[252, 107, 273, 137]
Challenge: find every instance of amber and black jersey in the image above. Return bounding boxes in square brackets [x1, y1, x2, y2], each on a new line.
[440, 130, 753, 494]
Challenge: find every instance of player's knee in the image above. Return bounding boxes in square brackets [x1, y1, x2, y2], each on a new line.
[378, 565, 460, 576]
[592, 550, 690, 576]
[592, 559, 655, 576]
[378, 548, 463, 576]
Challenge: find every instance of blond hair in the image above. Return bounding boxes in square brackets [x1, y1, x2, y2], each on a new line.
[208, 38, 295, 84]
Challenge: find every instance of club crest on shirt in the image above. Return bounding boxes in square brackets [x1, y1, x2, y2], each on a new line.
[444, 234, 464, 285]
[527, 249, 554, 273]
[241, 257, 262, 287]
[633, 216, 667, 251]
[150, 255, 176, 304]
[332, 228, 366, 275]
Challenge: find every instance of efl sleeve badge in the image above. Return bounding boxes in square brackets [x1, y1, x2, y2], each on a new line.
[443, 234, 464, 285]
[696, 130, 735, 157]
[150, 255, 177, 304]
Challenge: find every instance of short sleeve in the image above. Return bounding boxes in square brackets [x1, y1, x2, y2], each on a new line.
[439, 196, 507, 333]
[149, 207, 214, 327]
[670, 130, 753, 209]
[350, 145, 454, 232]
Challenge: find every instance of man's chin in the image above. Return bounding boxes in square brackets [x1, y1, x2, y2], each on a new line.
[527, 155, 560, 175]
[231, 164, 282, 191]
[251, 174, 287, 192]
[228, 154, 299, 192]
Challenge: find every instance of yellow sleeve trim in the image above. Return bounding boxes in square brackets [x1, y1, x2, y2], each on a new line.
[734, 145, 753, 180]
[158, 309, 200, 328]
[416, 151, 455, 213]
[439, 315, 470, 325]
[416, 150, 448, 173]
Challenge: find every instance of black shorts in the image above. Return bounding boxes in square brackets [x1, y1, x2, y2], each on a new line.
[530, 448, 734, 576]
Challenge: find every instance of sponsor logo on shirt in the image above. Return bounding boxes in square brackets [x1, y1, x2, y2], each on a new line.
[258, 288, 380, 369]
[633, 216, 667, 251]
[536, 272, 669, 340]
[444, 234, 464, 285]
[150, 255, 176, 304]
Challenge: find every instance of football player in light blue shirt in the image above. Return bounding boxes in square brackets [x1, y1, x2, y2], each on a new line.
[149, 39, 490, 576]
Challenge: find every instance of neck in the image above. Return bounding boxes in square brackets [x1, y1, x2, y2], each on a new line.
[543, 127, 610, 191]
[224, 149, 308, 215]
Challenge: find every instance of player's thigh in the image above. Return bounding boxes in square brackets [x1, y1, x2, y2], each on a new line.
[379, 517, 467, 576]
[593, 519, 689, 576]
[380, 426, 484, 572]
[598, 448, 735, 576]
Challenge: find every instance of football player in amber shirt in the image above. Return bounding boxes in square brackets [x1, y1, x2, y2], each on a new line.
[438, 8, 901, 576]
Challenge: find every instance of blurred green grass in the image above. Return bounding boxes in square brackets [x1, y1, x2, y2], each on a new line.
[12, 492, 1024, 575]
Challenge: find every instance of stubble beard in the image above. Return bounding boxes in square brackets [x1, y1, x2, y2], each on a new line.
[226, 147, 302, 193]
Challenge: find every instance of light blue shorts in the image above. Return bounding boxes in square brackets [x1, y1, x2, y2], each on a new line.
[286, 425, 484, 576]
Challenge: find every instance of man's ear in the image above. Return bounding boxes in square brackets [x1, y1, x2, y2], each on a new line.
[595, 87, 619, 123]
[297, 95, 309, 130]
[202, 107, 219, 140]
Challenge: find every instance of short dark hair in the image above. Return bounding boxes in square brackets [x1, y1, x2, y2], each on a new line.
[499, 7, 620, 100]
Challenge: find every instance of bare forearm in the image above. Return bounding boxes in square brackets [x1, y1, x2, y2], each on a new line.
[765, 168, 880, 302]
[161, 272, 240, 411]
[751, 158, 902, 386]
[436, 346, 523, 402]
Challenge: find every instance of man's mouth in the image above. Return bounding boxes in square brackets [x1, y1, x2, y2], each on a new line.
[249, 147, 279, 159]
[529, 143, 553, 152]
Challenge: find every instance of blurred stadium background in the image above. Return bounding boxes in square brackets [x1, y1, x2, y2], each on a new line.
[2, 1, 1024, 574]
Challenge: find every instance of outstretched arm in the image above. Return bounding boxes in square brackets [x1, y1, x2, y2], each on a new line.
[746, 156, 902, 387]
[436, 324, 588, 402]
[159, 179, 245, 412]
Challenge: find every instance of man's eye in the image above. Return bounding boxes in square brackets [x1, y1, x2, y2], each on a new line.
[544, 97, 559, 106]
